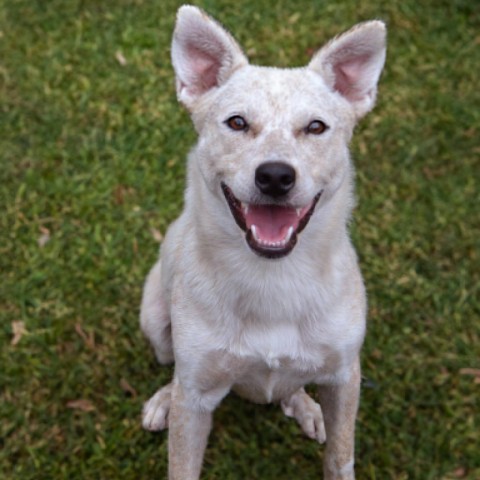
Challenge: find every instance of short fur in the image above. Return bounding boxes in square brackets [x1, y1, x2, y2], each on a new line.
[140, 6, 386, 479]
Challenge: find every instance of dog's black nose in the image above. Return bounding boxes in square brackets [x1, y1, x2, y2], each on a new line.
[255, 162, 296, 197]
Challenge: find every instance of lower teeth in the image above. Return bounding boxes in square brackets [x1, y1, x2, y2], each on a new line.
[250, 225, 294, 247]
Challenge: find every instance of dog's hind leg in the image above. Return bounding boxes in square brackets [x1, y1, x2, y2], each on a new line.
[142, 382, 173, 431]
[140, 259, 174, 365]
[281, 388, 326, 444]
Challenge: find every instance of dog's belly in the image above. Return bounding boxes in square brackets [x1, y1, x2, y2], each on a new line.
[231, 359, 320, 404]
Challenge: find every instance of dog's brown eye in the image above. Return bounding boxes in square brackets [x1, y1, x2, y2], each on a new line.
[306, 120, 328, 135]
[226, 115, 248, 132]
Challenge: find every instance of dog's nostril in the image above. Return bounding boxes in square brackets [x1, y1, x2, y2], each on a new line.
[280, 174, 294, 187]
[255, 162, 296, 197]
[257, 173, 271, 187]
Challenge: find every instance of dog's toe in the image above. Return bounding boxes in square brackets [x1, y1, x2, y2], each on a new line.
[298, 402, 326, 444]
[311, 411, 326, 444]
[281, 388, 326, 444]
[142, 401, 168, 431]
[142, 383, 172, 431]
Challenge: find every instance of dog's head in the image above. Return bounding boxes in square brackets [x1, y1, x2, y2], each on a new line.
[171, 6, 386, 259]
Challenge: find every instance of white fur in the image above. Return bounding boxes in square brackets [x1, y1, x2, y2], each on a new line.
[140, 6, 386, 479]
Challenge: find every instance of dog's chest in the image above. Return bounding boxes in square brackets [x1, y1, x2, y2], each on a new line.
[226, 322, 333, 403]
[232, 321, 317, 365]
[231, 349, 328, 404]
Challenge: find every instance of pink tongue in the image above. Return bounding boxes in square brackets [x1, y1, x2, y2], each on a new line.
[245, 205, 300, 242]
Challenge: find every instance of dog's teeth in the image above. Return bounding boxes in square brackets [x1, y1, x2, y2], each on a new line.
[296, 208, 302, 217]
[242, 202, 249, 215]
[251, 225, 293, 248]
[251, 225, 259, 242]
[285, 226, 294, 243]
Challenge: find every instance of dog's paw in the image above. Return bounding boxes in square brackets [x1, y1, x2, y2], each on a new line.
[142, 383, 173, 431]
[281, 388, 326, 444]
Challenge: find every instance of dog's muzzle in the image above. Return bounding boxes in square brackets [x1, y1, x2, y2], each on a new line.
[221, 183, 322, 259]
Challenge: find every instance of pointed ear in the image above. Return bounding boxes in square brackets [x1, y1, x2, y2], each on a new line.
[308, 21, 386, 118]
[171, 5, 248, 108]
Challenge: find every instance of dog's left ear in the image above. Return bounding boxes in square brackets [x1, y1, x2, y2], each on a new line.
[309, 21, 386, 119]
[171, 5, 248, 109]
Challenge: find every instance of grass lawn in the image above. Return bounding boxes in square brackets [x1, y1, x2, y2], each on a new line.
[1, 0, 479, 478]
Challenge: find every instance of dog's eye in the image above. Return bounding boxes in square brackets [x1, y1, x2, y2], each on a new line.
[226, 115, 248, 132]
[306, 120, 328, 135]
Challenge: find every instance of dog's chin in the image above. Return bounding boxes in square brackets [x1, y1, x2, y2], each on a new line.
[221, 183, 322, 259]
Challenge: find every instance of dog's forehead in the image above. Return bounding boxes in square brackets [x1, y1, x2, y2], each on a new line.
[217, 65, 340, 121]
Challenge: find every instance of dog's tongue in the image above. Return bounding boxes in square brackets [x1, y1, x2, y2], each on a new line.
[245, 205, 300, 242]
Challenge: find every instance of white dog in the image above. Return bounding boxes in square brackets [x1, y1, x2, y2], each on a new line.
[140, 5, 386, 479]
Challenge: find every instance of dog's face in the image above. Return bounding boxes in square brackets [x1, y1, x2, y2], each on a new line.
[172, 7, 386, 258]
[192, 67, 353, 258]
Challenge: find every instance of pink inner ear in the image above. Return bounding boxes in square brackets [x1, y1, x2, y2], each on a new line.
[186, 45, 222, 94]
[333, 54, 371, 101]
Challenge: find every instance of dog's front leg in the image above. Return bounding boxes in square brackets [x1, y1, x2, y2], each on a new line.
[168, 381, 214, 480]
[317, 359, 361, 480]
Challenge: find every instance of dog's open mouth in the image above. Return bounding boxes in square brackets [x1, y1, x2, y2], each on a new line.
[221, 183, 322, 259]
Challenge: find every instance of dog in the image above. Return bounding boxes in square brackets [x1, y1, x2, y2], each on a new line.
[140, 5, 386, 479]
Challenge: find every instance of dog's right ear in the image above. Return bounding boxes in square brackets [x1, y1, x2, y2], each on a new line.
[171, 5, 248, 109]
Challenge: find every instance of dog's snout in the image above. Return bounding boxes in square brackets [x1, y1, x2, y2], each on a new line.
[255, 162, 296, 198]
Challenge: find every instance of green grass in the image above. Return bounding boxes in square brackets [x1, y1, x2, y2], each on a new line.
[1, 0, 479, 478]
